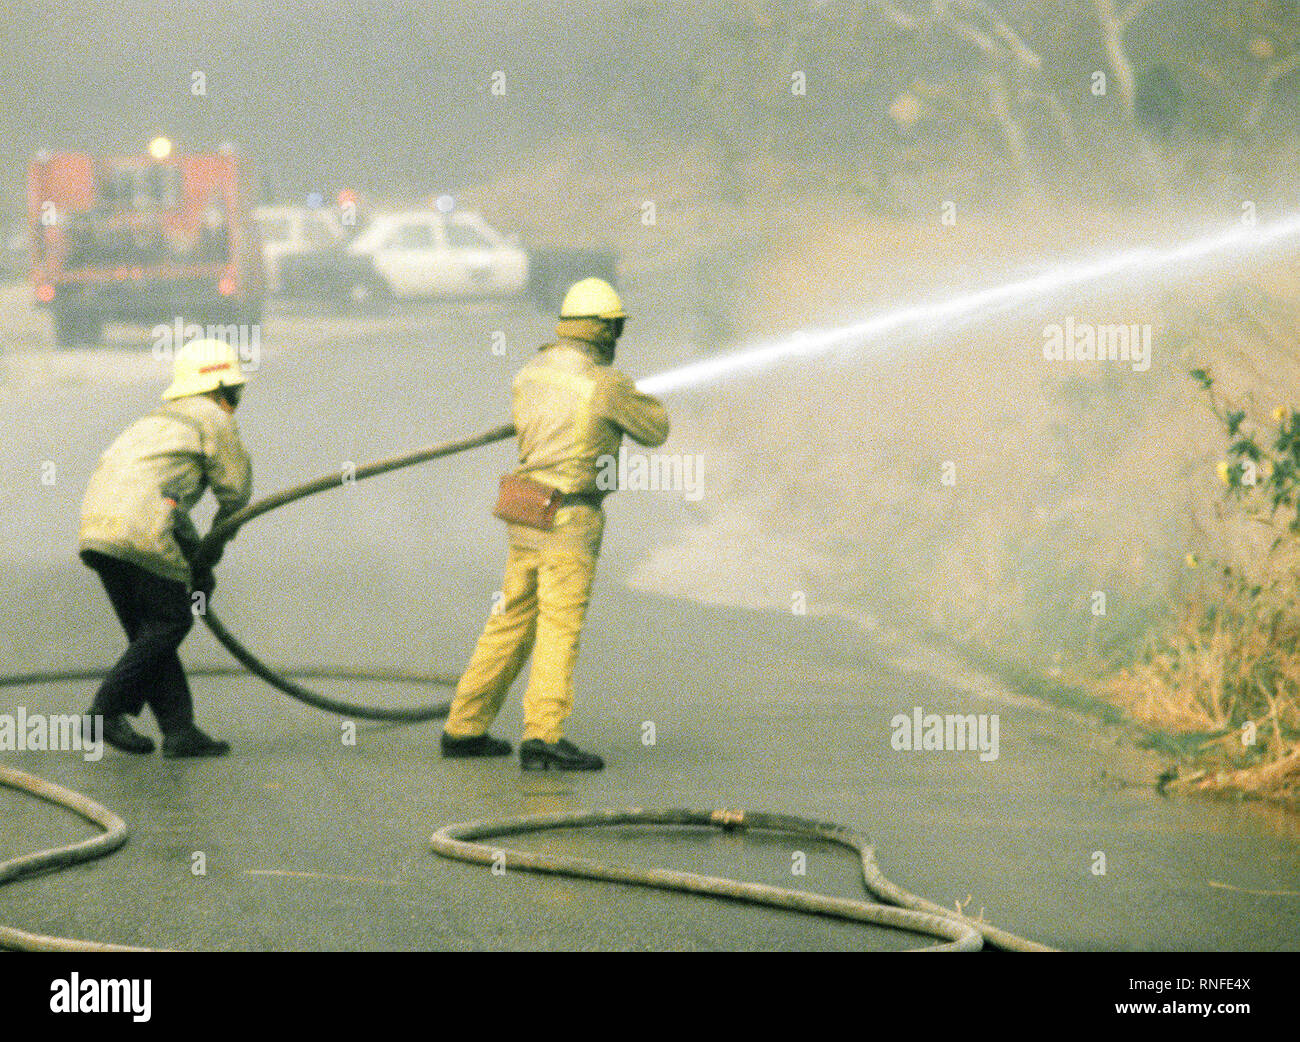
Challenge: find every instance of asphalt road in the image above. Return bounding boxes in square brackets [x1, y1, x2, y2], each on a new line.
[2, 290, 1298, 950]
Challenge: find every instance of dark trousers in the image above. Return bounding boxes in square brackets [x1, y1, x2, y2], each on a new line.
[81, 550, 195, 735]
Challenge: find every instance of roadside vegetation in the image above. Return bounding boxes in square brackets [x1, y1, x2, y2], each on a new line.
[1101, 367, 1300, 803]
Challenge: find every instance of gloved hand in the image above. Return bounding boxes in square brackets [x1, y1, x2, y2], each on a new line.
[192, 566, 216, 599]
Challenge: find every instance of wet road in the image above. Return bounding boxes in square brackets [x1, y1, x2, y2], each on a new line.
[2, 288, 1299, 950]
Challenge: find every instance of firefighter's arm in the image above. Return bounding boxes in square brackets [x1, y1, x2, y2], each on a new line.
[598, 372, 670, 447]
[202, 414, 253, 536]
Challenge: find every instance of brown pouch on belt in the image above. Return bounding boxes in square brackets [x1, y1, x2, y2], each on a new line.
[493, 473, 563, 531]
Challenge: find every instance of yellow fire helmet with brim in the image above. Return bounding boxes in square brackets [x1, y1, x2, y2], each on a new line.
[161, 338, 249, 401]
[559, 277, 627, 320]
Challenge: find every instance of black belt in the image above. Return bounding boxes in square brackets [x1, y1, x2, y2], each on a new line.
[559, 490, 606, 510]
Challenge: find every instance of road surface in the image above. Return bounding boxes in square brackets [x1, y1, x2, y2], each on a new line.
[1, 288, 1298, 950]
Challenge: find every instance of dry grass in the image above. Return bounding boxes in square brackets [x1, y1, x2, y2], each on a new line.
[1096, 279, 1300, 805]
[1103, 563, 1300, 803]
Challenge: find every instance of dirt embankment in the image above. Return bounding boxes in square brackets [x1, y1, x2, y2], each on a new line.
[622, 203, 1300, 806]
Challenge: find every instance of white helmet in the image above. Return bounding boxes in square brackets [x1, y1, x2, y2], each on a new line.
[161, 338, 248, 401]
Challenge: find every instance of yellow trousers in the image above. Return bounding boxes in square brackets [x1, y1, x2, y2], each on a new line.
[446, 507, 603, 743]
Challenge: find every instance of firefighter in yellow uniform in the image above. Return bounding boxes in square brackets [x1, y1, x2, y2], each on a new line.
[442, 278, 669, 770]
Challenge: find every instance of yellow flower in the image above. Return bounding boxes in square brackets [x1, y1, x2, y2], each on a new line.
[1273, 406, 1287, 423]
[1215, 461, 1231, 485]
[1185, 553, 1200, 568]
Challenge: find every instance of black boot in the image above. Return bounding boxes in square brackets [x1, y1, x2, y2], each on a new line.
[441, 732, 512, 758]
[162, 725, 230, 758]
[519, 738, 604, 771]
[92, 713, 155, 755]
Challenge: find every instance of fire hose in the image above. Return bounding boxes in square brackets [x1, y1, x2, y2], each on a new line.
[191, 421, 519, 722]
[0, 765, 139, 952]
[1, 760, 1052, 951]
[0, 421, 1055, 952]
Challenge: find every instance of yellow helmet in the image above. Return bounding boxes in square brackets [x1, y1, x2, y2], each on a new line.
[560, 277, 626, 320]
[161, 338, 249, 401]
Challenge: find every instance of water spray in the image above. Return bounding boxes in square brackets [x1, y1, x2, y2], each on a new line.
[637, 213, 1300, 396]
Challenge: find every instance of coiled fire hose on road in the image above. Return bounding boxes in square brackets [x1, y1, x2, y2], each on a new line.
[0, 760, 1052, 951]
[0, 765, 142, 953]
[0, 420, 1055, 952]
[429, 809, 1057, 951]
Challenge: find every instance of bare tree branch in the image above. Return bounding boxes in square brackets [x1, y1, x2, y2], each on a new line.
[983, 72, 1043, 198]
[1245, 47, 1300, 128]
[1094, 0, 1139, 117]
[820, 0, 1059, 198]
[942, 0, 1043, 69]
[864, 0, 924, 30]
[934, 8, 1000, 59]
[810, 0, 922, 30]
[1021, 89, 1078, 150]
[1266, 47, 1300, 89]
[1118, 0, 1155, 31]
[820, 0, 1040, 70]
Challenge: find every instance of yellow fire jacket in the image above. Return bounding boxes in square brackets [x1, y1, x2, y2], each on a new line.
[512, 336, 670, 496]
[78, 394, 252, 583]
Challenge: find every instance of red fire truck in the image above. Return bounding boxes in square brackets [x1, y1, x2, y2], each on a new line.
[27, 140, 265, 346]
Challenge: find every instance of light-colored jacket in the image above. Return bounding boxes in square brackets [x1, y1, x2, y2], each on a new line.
[78, 395, 252, 583]
[513, 338, 670, 495]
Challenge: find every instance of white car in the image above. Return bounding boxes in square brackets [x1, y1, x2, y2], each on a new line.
[337, 209, 529, 304]
[254, 205, 345, 294]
